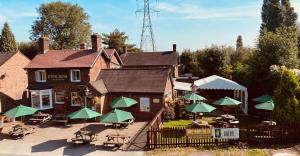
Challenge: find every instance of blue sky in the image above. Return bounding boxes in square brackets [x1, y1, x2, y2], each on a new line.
[0, 0, 299, 52]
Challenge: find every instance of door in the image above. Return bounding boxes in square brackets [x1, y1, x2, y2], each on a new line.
[140, 97, 150, 112]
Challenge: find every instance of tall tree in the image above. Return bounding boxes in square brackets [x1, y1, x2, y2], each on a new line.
[18, 41, 38, 60]
[260, 0, 283, 35]
[102, 29, 140, 55]
[0, 22, 18, 52]
[236, 35, 243, 50]
[281, 0, 298, 28]
[297, 24, 300, 55]
[273, 69, 300, 123]
[30, 2, 92, 50]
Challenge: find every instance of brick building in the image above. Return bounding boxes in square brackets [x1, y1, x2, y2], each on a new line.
[25, 34, 178, 120]
[0, 52, 30, 114]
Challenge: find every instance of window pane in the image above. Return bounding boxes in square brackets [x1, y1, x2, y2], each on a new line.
[55, 92, 65, 103]
[31, 91, 40, 109]
[42, 94, 50, 108]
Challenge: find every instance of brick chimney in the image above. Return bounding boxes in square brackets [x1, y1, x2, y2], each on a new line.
[91, 34, 102, 51]
[80, 43, 86, 50]
[172, 44, 177, 52]
[38, 35, 50, 54]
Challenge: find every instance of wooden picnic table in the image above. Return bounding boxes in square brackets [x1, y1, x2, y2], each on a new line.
[103, 134, 131, 147]
[52, 114, 69, 125]
[29, 112, 52, 124]
[71, 130, 97, 144]
[9, 124, 35, 139]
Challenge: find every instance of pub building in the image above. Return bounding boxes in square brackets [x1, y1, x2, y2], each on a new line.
[25, 34, 179, 120]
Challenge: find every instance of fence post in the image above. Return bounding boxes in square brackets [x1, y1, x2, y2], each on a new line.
[147, 130, 150, 149]
[185, 135, 189, 147]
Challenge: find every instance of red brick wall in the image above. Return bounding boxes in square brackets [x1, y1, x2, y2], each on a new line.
[104, 92, 164, 121]
[89, 54, 109, 81]
[109, 53, 121, 68]
[0, 53, 30, 113]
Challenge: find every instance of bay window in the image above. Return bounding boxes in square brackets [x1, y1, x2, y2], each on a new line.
[31, 89, 52, 110]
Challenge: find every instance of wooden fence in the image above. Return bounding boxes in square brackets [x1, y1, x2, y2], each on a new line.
[148, 109, 163, 130]
[147, 124, 300, 149]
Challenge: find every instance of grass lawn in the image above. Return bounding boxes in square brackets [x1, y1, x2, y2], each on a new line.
[163, 117, 216, 128]
[146, 147, 269, 156]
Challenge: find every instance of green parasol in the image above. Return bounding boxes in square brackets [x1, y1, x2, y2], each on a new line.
[4, 105, 38, 119]
[100, 109, 134, 124]
[182, 92, 206, 102]
[110, 97, 138, 108]
[253, 95, 273, 103]
[212, 97, 241, 106]
[255, 101, 274, 111]
[68, 107, 101, 119]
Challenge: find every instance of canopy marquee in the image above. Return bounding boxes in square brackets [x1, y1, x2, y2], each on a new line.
[193, 75, 248, 114]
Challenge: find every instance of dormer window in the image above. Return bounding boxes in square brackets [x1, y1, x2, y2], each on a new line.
[70, 69, 81, 82]
[35, 70, 46, 82]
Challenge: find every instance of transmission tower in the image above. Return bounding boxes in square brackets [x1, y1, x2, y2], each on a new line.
[136, 0, 158, 52]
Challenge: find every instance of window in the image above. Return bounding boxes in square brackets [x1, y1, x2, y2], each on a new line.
[71, 92, 80, 106]
[0, 99, 2, 113]
[70, 70, 81, 82]
[55, 91, 65, 104]
[140, 97, 150, 112]
[31, 89, 52, 110]
[35, 70, 46, 82]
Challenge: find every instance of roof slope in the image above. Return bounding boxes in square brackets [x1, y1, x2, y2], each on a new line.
[97, 68, 170, 93]
[0, 52, 15, 66]
[120, 51, 178, 67]
[194, 75, 247, 90]
[26, 49, 101, 69]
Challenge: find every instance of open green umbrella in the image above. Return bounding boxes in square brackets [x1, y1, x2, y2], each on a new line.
[68, 107, 101, 119]
[253, 95, 273, 103]
[100, 109, 134, 124]
[4, 105, 38, 119]
[182, 92, 206, 102]
[185, 102, 216, 113]
[212, 97, 241, 106]
[110, 97, 138, 108]
[255, 101, 274, 111]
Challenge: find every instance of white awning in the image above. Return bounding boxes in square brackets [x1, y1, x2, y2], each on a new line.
[174, 81, 192, 91]
[193, 75, 248, 114]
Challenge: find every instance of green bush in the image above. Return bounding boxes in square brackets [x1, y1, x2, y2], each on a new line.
[164, 106, 175, 121]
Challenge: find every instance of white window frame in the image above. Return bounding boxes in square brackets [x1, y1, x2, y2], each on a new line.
[71, 92, 80, 106]
[70, 70, 81, 82]
[55, 91, 65, 104]
[35, 70, 46, 82]
[140, 97, 150, 112]
[30, 89, 53, 110]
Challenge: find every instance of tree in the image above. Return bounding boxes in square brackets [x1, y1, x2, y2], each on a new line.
[180, 49, 195, 74]
[0, 22, 18, 52]
[255, 28, 298, 73]
[297, 24, 300, 55]
[30, 2, 92, 50]
[236, 35, 243, 50]
[260, 0, 284, 35]
[273, 69, 300, 123]
[197, 46, 231, 77]
[102, 29, 140, 55]
[281, 0, 298, 28]
[18, 41, 38, 59]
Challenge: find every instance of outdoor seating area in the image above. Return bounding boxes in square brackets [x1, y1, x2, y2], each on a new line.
[103, 134, 131, 148]
[28, 112, 52, 125]
[52, 114, 69, 126]
[71, 130, 98, 144]
[8, 124, 35, 139]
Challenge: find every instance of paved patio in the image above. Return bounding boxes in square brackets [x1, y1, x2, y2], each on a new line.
[0, 121, 147, 156]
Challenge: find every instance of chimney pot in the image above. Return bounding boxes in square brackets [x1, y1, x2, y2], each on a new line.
[38, 36, 50, 54]
[91, 34, 102, 51]
[173, 44, 177, 52]
[80, 43, 86, 50]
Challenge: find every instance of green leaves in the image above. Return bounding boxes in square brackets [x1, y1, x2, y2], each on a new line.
[30, 2, 92, 50]
[0, 22, 17, 52]
[273, 69, 300, 123]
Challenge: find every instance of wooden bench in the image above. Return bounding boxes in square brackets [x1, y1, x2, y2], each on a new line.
[52, 114, 68, 125]
[71, 130, 97, 144]
[103, 141, 125, 147]
[9, 125, 35, 139]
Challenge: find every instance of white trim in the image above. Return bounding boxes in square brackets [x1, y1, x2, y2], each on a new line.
[55, 91, 65, 104]
[70, 92, 80, 107]
[30, 89, 53, 110]
[0, 98, 2, 113]
[70, 69, 81, 82]
[35, 70, 46, 82]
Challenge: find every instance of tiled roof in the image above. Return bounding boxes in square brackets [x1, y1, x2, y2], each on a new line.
[97, 68, 170, 93]
[25, 49, 101, 69]
[0, 52, 15, 66]
[120, 51, 178, 67]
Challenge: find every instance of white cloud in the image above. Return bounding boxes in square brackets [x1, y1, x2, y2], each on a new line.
[158, 2, 261, 20]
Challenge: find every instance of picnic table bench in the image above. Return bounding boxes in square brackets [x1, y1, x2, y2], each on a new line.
[52, 114, 69, 125]
[28, 112, 52, 125]
[112, 119, 134, 128]
[103, 134, 131, 147]
[71, 130, 97, 144]
[8, 124, 35, 139]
